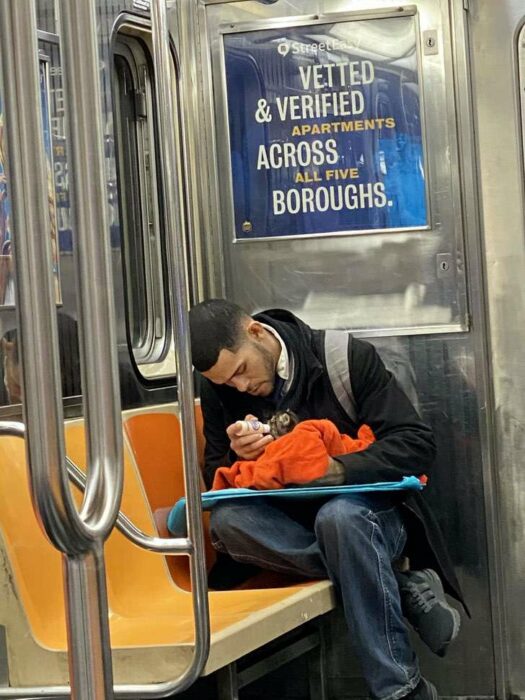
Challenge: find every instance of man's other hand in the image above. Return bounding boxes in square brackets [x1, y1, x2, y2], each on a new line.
[227, 414, 274, 460]
[306, 457, 345, 486]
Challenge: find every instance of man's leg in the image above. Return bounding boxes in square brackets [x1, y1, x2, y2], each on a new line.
[210, 494, 437, 700]
[209, 498, 327, 579]
[314, 494, 422, 700]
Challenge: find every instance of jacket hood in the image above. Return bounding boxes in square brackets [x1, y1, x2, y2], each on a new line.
[254, 308, 315, 345]
[253, 308, 323, 405]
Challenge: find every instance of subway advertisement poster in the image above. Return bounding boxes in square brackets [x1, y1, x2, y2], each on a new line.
[224, 15, 428, 240]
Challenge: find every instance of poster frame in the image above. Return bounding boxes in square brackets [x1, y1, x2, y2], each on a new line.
[217, 5, 432, 243]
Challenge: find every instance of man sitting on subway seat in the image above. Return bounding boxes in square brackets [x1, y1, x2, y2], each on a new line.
[189, 298, 465, 700]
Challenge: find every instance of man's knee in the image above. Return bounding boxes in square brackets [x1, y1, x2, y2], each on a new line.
[314, 497, 370, 539]
[210, 501, 246, 537]
[210, 500, 271, 541]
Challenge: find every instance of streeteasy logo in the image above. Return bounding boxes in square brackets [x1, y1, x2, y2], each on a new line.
[277, 38, 356, 56]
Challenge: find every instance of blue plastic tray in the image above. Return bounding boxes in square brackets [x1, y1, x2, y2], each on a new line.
[167, 475, 424, 536]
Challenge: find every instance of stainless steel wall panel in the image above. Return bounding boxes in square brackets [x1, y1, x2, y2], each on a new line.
[367, 333, 493, 696]
[469, 1, 525, 697]
[303, 330, 495, 696]
[193, 1, 507, 696]
[204, 0, 469, 336]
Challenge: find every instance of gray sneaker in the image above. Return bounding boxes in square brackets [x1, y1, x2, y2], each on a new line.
[397, 568, 461, 657]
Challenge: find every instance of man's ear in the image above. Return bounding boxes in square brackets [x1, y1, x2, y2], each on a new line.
[246, 320, 265, 341]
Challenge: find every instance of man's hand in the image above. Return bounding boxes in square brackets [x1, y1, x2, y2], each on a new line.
[306, 457, 345, 486]
[227, 414, 274, 460]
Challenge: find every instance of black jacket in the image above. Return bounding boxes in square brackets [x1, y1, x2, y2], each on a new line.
[199, 309, 466, 611]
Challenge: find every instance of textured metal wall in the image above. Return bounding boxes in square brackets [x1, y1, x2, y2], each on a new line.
[204, 0, 469, 337]
[193, 0, 500, 696]
[468, 1, 525, 698]
[5, 1, 521, 696]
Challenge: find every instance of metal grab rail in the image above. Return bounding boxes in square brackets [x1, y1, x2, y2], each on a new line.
[0, 0, 89, 563]
[57, 0, 124, 541]
[0, 419, 209, 700]
[0, 421, 192, 555]
[0, 420, 208, 700]
[148, 0, 211, 692]
[0, 1, 124, 698]
[0, 0, 210, 696]
[66, 456, 194, 555]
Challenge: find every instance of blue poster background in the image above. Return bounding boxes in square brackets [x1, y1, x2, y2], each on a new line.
[224, 16, 428, 239]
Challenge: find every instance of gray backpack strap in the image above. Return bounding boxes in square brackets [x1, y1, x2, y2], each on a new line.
[371, 340, 421, 413]
[324, 331, 421, 423]
[324, 330, 357, 423]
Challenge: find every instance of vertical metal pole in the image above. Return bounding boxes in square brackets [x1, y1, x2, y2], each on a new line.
[0, 0, 123, 697]
[0, 0, 83, 556]
[56, 0, 126, 697]
[64, 545, 114, 699]
[217, 664, 240, 700]
[56, 0, 123, 535]
[307, 624, 328, 700]
[151, 0, 210, 670]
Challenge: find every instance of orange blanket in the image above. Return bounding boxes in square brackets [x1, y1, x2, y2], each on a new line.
[212, 419, 375, 491]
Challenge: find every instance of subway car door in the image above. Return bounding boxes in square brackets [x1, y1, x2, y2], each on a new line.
[186, 0, 504, 697]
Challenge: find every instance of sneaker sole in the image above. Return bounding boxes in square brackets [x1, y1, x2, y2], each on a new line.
[422, 569, 461, 656]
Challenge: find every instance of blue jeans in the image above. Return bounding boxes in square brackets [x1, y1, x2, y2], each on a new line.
[210, 494, 420, 700]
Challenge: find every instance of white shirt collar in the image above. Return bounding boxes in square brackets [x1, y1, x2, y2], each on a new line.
[261, 322, 294, 391]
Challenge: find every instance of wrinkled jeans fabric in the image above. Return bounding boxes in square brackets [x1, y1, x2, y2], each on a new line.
[210, 494, 420, 700]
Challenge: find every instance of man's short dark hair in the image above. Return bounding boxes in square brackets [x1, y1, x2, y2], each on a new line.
[189, 298, 250, 372]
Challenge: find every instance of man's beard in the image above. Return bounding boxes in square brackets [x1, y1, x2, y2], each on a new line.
[250, 340, 277, 395]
